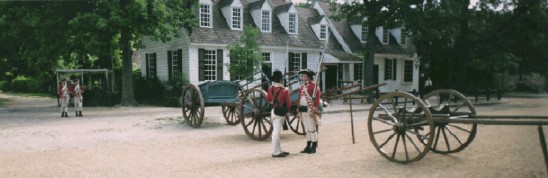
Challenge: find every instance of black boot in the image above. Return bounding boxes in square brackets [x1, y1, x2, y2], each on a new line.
[308, 142, 317, 154]
[300, 141, 311, 153]
[76, 111, 79, 117]
[60, 112, 64, 117]
[65, 112, 69, 117]
[79, 111, 83, 117]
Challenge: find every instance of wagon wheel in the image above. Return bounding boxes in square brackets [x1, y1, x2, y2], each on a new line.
[287, 114, 305, 135]
[222, 88, 243, 125]
[423, 89, 477, 154]
[222, 103, 240, 125]
[239, 88, 272, 140]
[181, 84, 205, 128]
[368, 92, 434, 164]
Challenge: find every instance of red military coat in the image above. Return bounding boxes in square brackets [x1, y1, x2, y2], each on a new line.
[57, 83, 72, 98]
[298, 81, 321, 113]
[266, 85, 291, 112]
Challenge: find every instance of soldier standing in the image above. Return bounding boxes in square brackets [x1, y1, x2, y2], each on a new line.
[72, 79, 85, 117]
[57, 79, 71, 117]
[297, 69, 321, 154]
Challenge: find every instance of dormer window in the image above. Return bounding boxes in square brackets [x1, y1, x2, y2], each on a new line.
[401, 26, 407, 45]
[232, 7, 242, 29]
[200, 4, 212, 28]
[288, 13, 297, 34]
[320, 24, 327, 40]
[382, 27, 389, 44]
[261, 10, 271, 32]
[361, 20, 368, 42]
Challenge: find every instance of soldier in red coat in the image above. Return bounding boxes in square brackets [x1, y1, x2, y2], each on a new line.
[57, 79, 71, 117]
[297, 69, 321, 154]
[71, 79, 85, 117]
[266, 70, 291, 158]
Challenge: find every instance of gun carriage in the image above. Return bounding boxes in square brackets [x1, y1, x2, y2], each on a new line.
[367, 89, 548, 166]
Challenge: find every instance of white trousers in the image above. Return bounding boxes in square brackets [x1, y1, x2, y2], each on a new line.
[60, 97, 70, 112]
[301, 111, 318, 142]
[271, 111, 286, 155]
[73, 97, 83, 111]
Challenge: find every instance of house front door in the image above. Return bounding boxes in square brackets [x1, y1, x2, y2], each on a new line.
[325, 65, 338, 91]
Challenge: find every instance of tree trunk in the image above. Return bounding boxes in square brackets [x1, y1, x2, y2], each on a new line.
[119, 0, 138, 106]
[364, 23, 377, 103]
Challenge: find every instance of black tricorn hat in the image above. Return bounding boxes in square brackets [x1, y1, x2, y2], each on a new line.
[271, 70, 283, 82]
[298, 69, 315, 77]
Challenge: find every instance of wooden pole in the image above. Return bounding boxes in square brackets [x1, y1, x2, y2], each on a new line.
[349, 93, 355, 144]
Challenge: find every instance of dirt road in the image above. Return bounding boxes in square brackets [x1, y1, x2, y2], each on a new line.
[0, 93, 547, 177]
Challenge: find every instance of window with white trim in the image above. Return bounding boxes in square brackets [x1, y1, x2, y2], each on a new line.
[384, 59, 397, 80]
[232, 7, 241, 29]
[261, 10, 271, 32]
[382, 28, 389, 44]
[354, 63, 362, 81]
[145, 53, 157, 78]
[200, 4, 211, 27]
[291, 53, 302, 70]
[204, 50, 217, 80]
[404, 60, 413, 82]
[261, 53, 271, 78]
[361, 20, 368, 42]
[320, 24, 327, 40]
[288, 13, 297, 34]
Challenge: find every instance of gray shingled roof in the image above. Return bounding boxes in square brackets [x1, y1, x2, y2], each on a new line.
[273, 3, 292, 15]
[317, 1, 416, 55]
[189, 0, 321, 49]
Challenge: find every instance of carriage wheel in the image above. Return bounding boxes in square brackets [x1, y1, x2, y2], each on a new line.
[368, 92, 434, 164]
[239, 88, 272, 141]
[222, 104, 240, 125]
[287, 114, 305, 135]
[423, 89, 477, 154]
[181, 84, 205, 128]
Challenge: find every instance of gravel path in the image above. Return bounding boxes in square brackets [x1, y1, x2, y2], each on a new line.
[0, 92, 547, 177]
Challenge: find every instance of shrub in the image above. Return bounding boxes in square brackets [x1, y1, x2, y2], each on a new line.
[0, 81, 9, 92]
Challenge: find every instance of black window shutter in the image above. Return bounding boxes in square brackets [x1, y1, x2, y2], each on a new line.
[302, 53, 307, 70]
[145, 54, 150, 78]
[392, 59, 397, 80]
[168, 50, 173, 80]
[199, 49, 205, 81]
[177, 49, 183, 78]
[384, 59, 389, 80]
[152, 53, 157, 78]
[288, 52, 294, 72]
[217, 49, 223, 80]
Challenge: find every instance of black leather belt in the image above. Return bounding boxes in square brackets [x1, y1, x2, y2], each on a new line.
[298, 106, 308, 112]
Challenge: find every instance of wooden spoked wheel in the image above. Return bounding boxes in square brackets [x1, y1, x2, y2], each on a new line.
[222, 87, 244, 125]
[222, 103, 240, 125]
[181, 84, 205, 128]
[287, 114, 305, 135]
[239, 88, 272, 140]
[368, 92, 434, 164]
[423, 89, 477, 154]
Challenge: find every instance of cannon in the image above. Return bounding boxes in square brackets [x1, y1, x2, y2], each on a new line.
[367, 89, 548, 165]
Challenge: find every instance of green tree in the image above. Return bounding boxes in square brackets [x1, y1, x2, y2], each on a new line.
[332, 0, 420, 101]
[227, 25, 263, 81]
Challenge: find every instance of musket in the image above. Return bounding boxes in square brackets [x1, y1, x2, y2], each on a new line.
[311, 28, 330, 100]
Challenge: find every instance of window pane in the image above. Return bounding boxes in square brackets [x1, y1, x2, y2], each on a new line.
[204, 50, 217, 81]
[404, 60, 413, 82]
[361, 21, 368, 42]
[292, 53, 301, 70]
[200, 4, 210, 27]
[382, 28, 389, 44]
[262, 11, 270, 31]
[232, 8, 241, 29]
[320, 25, 327, 39]
[289, 14, 296, 33]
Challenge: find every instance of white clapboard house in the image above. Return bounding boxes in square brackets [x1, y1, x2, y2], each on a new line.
[138, 0, 419, 93]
